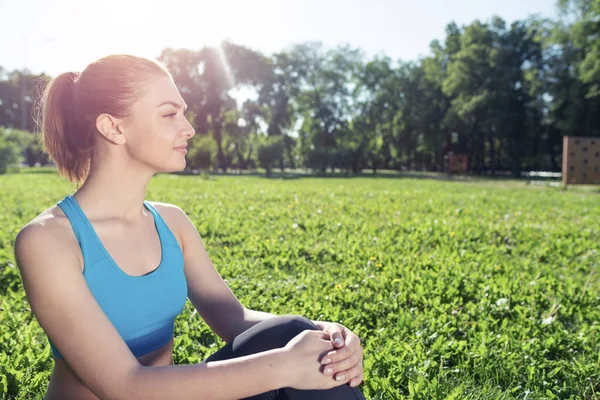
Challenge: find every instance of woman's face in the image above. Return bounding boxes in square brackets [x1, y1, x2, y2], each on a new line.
[119, 75, 196, 173]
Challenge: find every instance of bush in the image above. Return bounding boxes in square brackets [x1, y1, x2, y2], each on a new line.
[257, 136, 283, 177]
[304, 147, 334, 173]
[187, 136, 217, 171]
[23, 134, 50, 167]
[0, 128, 49, 168]
[0, 137, 21, 174]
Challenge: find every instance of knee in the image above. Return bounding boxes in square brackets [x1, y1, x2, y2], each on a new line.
[275, 315, 318, 332]
[265, 315, 318, 342]
[223, 315, 320, 360]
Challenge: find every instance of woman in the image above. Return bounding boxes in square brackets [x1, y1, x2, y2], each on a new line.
[14, 54, 366, 400]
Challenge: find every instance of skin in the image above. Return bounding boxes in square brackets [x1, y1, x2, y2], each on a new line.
[14, 74, 364, 399]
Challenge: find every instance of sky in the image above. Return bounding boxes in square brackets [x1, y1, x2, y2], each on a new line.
[0, 0, 559, 77]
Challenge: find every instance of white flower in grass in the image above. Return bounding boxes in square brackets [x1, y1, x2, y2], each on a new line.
[292, 223, 298, 229]
[496, 298, 509, 307]
[541, 315, 556, 325]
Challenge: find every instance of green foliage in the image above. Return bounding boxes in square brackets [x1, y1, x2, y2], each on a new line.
[1, 171, 599, 399]
[156, 10, 598, 174]
[0, 134, 22, 174]
[560, 0, 600, 97]
[187, 135, 217, 171]
[257, 136, 284, 177]
[1, 2, 599, 176]
[304, 146, 334, 173]
[0, 128, 50, 173]
[0, 70, 50, 132]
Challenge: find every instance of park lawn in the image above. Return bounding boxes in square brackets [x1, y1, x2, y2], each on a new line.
[0, 170, 599, 399]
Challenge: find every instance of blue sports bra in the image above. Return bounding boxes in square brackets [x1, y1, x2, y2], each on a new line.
[50, 194, 188, 359]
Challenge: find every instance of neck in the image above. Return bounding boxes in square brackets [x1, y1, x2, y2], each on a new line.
[73, 153, 156, 221]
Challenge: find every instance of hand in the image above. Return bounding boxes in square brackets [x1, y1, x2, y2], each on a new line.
[282, 330, 350, 390]
[312, 321, 364, 388]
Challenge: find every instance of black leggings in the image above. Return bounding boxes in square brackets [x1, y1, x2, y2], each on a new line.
[204, 315, 367, 400]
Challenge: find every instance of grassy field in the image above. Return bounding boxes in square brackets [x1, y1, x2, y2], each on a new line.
[1, 170, 599, 399]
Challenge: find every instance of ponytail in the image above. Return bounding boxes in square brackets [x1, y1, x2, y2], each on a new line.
[40, 72, 93, 184]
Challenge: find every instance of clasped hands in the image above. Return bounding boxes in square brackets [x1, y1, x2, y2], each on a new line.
[312, 320, 364, 388]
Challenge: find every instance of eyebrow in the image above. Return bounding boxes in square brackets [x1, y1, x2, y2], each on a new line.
[157, 100, 188, 110]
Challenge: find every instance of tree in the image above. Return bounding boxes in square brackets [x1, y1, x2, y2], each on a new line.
[290, 43, 364, 173]
[0, 132, 21, 174]
[560, 0, 600, 98]
[0, 69, 49, 132]
[257, 136, 284, 177]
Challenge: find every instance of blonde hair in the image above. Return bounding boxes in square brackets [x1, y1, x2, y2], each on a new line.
[39, 55, 170, 184]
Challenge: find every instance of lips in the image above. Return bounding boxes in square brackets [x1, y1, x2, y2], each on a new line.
[174, 145, 188, 154]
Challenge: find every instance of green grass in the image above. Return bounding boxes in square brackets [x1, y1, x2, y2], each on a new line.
[1, 170, 599, 399]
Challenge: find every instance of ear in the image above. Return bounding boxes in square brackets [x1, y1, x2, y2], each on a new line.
[96, 113, 127, 145]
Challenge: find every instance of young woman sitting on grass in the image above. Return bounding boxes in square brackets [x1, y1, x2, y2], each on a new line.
[14, 54, 366, 400]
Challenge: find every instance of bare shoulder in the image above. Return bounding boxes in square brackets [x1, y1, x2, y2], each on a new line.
[146, 201, 203, 251]
[146, 201, 192, 227]
[15, 204, 82, 272]
[146, 201, 197, 245]
[14, 205, 140, 399]
[147, 200, 185, 218]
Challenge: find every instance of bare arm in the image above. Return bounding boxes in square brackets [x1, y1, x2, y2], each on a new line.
[156, 204, 365, 390]
[14, 219, 293, 400]
[172, 205, 278, 341]
[168, 204, 326, 338]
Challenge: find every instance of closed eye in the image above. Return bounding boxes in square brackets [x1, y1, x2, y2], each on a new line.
[164, 112, 177, 118]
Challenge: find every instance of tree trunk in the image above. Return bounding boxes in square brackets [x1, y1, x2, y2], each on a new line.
[213, 120, 226, 172]
[489, 136, 496, 176]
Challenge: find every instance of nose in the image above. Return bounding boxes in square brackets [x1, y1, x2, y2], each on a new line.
[182, 119, 196, 139]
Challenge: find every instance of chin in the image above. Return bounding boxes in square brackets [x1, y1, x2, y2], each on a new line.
[157, 160, 187, 174]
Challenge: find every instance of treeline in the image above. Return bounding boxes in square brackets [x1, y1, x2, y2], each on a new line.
[1, 0, 599, 176]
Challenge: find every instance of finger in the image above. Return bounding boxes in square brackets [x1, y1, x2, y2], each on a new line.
[297, 330, 334, 354]
[337, 331, 360, 359]
[331, 330, 345, 348]
[321, 346, 350, 365]
[307, 330, 331, 340]
[348, 371, 364, 388]
[343, 332, 361, 352]
[323, 351, 362, 378]
[321, 339, 360, 365]
[304, 330, 333, 347]
[333, 361, 362, 384]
